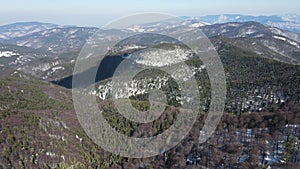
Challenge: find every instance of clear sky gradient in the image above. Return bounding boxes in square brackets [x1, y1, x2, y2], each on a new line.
[1, 0, 300, 26]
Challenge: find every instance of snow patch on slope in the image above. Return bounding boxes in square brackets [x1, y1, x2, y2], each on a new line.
[273, 35, 300, 48]
[0, 51, 19, 57]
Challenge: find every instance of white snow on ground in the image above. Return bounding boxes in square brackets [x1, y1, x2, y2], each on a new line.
[273, 36, 300, 48]
[227, 23, 241, 27]
[94, 76, 169, 100]
[189, 22, 208, 28]
[129, 46, 192, 67]
[217, 15, 228, 23]
[51, 66, 64, 73]
[76, 135, 83, 142]
[122, 45, 147, 51]
[273, 36, 286, 41]
[254, 34, 264, 38]
[68, 29, 78, 35]
[9, 55, 34, 66]
[287, 40, 300, 48]
[32, 61, 60, 72]
[0, 51, 19, 57]
[127, 25, 145, 32]
[46, 152, 56, 158]
[269, 27, 284, 36]
[245, 29, 256, 35]
[220, 29, 229, 33]
[267, 21, 300, 33]
[0, 35, 7, 39]
[238, 27, 257, 37]
[16, 40, 30, 46]
[93, 64, 205, 101]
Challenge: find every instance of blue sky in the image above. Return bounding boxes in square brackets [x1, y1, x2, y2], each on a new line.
[1, 0, 300, 26]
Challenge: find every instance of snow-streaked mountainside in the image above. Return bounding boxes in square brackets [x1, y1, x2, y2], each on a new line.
[125, 21, 300, 65]
[5, 27, 98, 54]
[0, 22, 65, 41]
[126, 19, 210, 33]
[0, 51, 19, 58]
[199, 22, 300, 64]
[187, 14, 300, 33]
[127, 46, 192, 67]
[0, 18, 300, 81]
[0, 43, 54, 69]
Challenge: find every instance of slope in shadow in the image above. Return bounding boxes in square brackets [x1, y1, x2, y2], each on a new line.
[53, 55, 124, 89]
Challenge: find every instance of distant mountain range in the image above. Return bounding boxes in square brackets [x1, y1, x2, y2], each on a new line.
[184, 14, 300, 33]
[0, 22, 64, 40]
[1, 14, 300, 41]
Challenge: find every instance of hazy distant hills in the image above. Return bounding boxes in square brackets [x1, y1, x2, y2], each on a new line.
[4, 27, 98, 54]
[201, 22, 300, 64]
[191, 14, 300, 33]
[127, 20, 300, 64]
[0, 22, 63, 40]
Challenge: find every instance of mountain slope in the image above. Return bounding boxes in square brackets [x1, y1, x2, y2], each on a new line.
[199, 22, 300, 64]
[4, 27, 98, 54]
[0, 22, 62, 41]
[54, 33, 300, 114]
[196, 14, 300, 33]
[128, 21, 300, 64]
[0, 43, 55, 72]
[0, 71, 125, 168]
